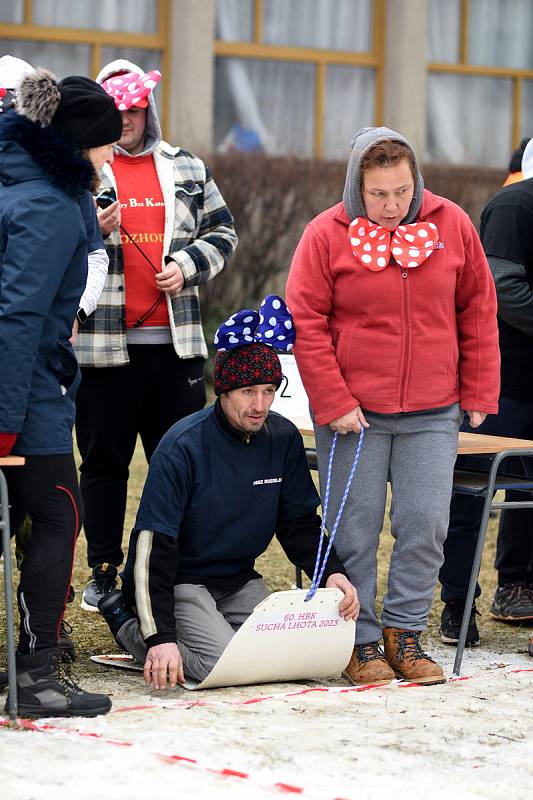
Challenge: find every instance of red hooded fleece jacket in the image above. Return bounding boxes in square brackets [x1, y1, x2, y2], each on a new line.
[286, 190, 500, 427]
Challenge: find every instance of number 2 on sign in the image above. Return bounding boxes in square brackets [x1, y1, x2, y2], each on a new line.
[280, 375, 291, 398]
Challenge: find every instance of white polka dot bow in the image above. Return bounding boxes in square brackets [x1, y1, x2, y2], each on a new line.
[348, 217, 439, 272]
[214, 294, 295, 352]
[102, 70, 161, 112]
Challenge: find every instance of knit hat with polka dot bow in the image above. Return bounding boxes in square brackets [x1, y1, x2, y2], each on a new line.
[102, 70, 161, 111]
[213, 295, 295, 395]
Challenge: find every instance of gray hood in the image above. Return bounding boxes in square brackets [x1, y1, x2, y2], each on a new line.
[342, 126, 424, 223]
[96, 58, 162, 157]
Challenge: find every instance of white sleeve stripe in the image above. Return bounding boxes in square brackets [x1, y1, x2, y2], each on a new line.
[135, 530, 158, 639]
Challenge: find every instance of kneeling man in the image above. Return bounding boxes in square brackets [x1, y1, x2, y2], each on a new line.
[99, 297, 358, 688]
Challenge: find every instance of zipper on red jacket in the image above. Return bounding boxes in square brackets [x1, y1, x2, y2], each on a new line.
[398, 266, 411, 410]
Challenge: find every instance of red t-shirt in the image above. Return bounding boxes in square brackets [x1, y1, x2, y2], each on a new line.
[113, 153, 169, 328]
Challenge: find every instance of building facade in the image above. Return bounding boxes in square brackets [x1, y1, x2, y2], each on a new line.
[1, 0, 532, 167]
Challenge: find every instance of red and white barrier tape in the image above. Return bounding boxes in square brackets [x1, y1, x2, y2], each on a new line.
[0, 716, 352, 800]
[112, 666, 533, 714]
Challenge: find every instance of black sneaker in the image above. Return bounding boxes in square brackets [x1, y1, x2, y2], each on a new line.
[490, 583, 533, 622]
[440, 602, 480, 646]
[81, 563, 118, 612]
[5, 646, 112, 718]
[98, 589, 136, 646]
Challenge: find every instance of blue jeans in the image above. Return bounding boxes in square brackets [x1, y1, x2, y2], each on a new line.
[439, 396, 533, 603]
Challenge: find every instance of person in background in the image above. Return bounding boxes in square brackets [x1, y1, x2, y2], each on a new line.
[98, 297, 358, 688]
[0, 68, 122, 717]
[440, 138, 533, 658]
[286, 127, 500, 686]
[75, 60, 238, 612]
[502, 137, 530, 187]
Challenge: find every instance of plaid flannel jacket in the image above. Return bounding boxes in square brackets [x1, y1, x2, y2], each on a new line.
[75, 142, 238, 366]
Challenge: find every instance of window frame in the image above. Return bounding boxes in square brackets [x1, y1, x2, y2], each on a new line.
[0, 0, 171, 131]
[428, 0, 533, 148]
[214, 0, 385, 159]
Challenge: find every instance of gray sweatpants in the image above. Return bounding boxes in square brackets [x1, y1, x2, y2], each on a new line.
[117, 578, 270, 683]
[315, 404, 462, 644]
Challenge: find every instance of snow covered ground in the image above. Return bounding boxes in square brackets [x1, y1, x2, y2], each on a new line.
[2, 644, 532, 800]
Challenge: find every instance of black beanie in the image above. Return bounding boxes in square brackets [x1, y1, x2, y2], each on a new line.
[17, 70, 122, 149]
[53, 76, 123, 148]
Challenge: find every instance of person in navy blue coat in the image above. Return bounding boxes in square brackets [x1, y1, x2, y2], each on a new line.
[0, 68, 122, 718]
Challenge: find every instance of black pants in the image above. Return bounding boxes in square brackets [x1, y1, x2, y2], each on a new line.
[1, 454, 81, 653]
[75, 344, 205, 568]
[440, 396, 533, 603]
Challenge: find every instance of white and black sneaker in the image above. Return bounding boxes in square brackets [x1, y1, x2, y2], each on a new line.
[5, 646, 111, 718]
[81, 563, 118, 612]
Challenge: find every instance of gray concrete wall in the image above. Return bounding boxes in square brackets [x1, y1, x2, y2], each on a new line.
[383, 0, 427, 159]
[167, 0, 215, 154]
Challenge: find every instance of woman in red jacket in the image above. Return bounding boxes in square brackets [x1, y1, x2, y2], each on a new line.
[286, 127, 500, 686]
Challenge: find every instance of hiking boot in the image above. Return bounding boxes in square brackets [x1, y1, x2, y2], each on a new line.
[81, 563, 118, 612]
[343, 642, 395, 685]
[98, 589, 136, 645]
[439, 602, 480, 647]
[5, 646, 112, 718]
[528, 635, 533, 657]
[383, 627, 446, 685]
[490, 583, 533, 622]
[1, 618, 75, 691]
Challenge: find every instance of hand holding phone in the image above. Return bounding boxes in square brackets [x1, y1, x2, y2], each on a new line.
[95, 187, 117, 209]
[96, 198, 121, 237]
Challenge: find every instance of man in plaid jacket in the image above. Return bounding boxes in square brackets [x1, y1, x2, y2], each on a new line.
[75, 60, 237, 612]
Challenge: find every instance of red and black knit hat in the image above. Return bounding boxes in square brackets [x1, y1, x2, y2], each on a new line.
[214, 342, 282, 395]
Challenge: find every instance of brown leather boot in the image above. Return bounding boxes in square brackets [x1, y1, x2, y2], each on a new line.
[343, 642, 395, 685]
[383, 628, 446, 685]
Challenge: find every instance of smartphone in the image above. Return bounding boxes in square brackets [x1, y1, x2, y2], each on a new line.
[95, 187, 117, 209]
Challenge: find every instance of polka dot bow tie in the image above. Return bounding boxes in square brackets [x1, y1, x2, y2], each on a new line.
[102, 70, 161, 111]
[348, 217, 439, 272]
[214, 295, 295, 352]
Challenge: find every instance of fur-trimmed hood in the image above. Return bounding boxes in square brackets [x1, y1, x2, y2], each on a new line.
[0, 111, 94, 198]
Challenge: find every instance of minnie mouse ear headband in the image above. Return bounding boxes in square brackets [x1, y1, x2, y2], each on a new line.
[0, 88, 16, 114]
[102, 69, 161, 111]
[0, 55, 35, 114]
[213, 295, 295, 396]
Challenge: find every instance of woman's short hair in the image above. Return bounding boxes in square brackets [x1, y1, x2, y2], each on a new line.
[361, 140, 416, 184]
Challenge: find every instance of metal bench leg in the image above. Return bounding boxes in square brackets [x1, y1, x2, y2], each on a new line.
[452, 490, 493, 677]
[0, 469, 18, 720]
